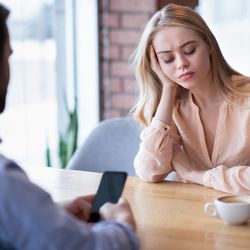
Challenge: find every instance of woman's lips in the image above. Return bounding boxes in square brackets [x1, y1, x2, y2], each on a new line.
[179, 72, 195, 81]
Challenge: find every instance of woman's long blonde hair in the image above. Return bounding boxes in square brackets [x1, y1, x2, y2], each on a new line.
[131, 4, 250, 127]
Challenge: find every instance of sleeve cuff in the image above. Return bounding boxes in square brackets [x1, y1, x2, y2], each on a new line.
[151, 117, 170, 131]
[92, 221, 139, 250]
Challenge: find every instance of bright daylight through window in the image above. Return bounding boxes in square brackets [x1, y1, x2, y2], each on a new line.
[198, 0, 250, 75]
[0, 0, 57, 167]
[0, 0, 99, 169]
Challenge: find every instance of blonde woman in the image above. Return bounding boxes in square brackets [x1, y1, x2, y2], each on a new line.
[133, 3, 250, 195]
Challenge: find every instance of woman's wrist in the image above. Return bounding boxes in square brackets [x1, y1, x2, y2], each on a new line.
[155, 86, 177, 124]
[162, 84, 177, 96]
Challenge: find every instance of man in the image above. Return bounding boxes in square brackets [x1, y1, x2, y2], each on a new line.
[0, 4, 139, 250]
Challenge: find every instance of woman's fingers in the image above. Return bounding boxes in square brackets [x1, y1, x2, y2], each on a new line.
[150, 44, 160, 73]
[150, 44, 176, 88]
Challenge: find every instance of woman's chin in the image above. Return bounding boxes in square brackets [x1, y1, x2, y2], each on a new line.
[177, 81, 195, 90]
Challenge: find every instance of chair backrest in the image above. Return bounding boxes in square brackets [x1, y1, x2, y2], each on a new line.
[67, 117, 142, 176]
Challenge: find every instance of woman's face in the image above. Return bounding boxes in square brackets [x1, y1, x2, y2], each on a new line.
[152, 25, 212, 90]
[0, 25, 12, 113]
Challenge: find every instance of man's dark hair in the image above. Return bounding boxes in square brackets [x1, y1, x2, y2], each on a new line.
[0, 4, 10, 113]
[0, 4, 9, 58]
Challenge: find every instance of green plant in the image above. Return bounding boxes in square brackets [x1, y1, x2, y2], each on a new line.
[46, 135, 52, 167]
[46, 97, 78, 168]
[58, 102, 78, 168]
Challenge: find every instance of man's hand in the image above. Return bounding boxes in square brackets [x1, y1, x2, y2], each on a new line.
[61, 195, 95, 221]
[100, 197, 136, 231]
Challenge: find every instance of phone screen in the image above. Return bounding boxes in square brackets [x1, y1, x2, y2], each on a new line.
[89, 171, 127, 222]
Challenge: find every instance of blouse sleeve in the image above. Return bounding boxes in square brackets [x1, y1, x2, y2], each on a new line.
[134, 117, 181, 182]
[172, 150, 250, 195]
[203, 165, 250, 195]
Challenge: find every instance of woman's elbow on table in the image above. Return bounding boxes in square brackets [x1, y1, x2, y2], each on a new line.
[134, 157, 167, 183]
[138, 172, 167, 183]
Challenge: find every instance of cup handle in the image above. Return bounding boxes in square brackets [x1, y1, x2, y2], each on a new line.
[204, 201, 218, 218]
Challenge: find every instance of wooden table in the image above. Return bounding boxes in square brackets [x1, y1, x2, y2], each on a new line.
[24, 166, 250, 250]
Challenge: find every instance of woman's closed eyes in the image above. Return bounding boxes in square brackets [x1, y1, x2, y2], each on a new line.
[184, 47, 196, 55]
[161, 47, 196, 64]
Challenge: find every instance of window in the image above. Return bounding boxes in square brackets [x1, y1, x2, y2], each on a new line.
[0, 0, 100, 167]
[0, 0, 57, 166]
[198, 0, 250, 75]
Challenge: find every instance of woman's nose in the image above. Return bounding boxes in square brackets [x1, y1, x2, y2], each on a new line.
[176, 55, 189, 69]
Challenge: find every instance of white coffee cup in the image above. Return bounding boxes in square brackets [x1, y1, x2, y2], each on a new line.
[204, 195, 250, 225]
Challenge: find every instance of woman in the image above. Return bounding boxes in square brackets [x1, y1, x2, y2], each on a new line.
[0, 4, 138, 250]
[133, 3, 250, 195]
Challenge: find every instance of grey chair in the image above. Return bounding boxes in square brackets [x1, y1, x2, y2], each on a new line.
[67, 117, 142, 176]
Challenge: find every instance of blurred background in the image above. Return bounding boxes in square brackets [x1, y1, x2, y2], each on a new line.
[0, 0, 249, 168]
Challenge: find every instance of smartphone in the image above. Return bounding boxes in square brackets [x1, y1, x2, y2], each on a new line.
[89, 171, 128, 222]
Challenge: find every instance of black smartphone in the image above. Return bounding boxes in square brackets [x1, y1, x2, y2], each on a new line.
[89, 171, 128, 222]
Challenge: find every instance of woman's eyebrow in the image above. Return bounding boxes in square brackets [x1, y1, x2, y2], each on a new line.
[157, 40, 197, 54]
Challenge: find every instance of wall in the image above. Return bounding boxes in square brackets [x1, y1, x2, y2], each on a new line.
[99, 0, 198, 119]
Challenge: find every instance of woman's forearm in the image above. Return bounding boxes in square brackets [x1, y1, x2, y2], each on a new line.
[155, 86, 177, 126]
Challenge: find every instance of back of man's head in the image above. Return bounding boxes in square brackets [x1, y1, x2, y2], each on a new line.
[0, 4, 9, 60]
[0, 4, 10, 113]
